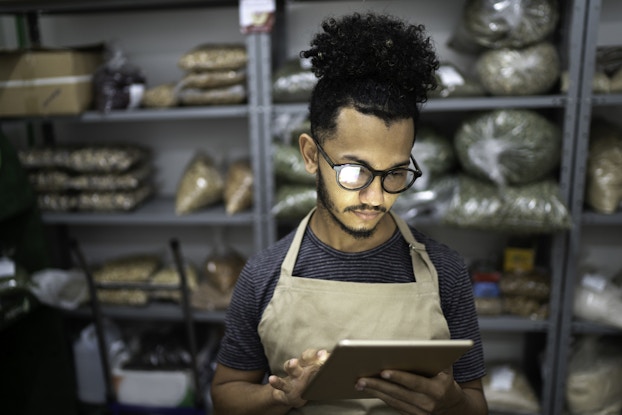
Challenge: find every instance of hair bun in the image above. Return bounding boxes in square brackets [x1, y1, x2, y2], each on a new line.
[301, 12, 438, 100]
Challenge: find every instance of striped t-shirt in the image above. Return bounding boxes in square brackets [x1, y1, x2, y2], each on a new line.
[217, 223, 486, 384]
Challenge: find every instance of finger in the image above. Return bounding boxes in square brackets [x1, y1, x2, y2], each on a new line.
[268, 374, 286, 391]
[284, 358, 305, 378]
[357, 377, 428, 415]
[300, 348, 320, 364]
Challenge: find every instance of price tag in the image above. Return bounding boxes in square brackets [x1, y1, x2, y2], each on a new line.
[239, 0, 276, 34]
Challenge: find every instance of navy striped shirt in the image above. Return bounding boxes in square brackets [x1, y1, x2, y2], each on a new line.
[217, 223, 486, 384]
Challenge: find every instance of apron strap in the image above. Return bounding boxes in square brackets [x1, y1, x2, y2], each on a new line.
[281, 208, 439, 287]
[390, 211, 437, 285]
[281, 208, 315, 277]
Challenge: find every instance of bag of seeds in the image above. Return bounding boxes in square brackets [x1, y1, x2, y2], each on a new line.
[175, 152, 224, 215]
[224, 160, 254, 215]
[449, 0, 559, 52]
[586, 120, 622, 214]
[475, 42, 560, 96]
[454, 109, 561, 186]
[178, 43, 247, 71]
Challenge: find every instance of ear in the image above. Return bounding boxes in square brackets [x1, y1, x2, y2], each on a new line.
[299, 133, 319, 174]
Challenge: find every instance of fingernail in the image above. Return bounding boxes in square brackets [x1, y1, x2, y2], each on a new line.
[317, 349, 327, 358]
[355, 380, 365, 391]
[381, 371, 391, 379]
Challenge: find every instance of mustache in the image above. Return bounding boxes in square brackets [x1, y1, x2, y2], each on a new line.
[344, 205, 387, 213]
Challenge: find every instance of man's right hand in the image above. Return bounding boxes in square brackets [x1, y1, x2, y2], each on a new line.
[268, 349, 330, 408]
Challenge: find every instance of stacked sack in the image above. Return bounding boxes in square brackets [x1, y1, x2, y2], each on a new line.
[449, 0, 561, 96]
[272, 57, 317, 103]
[562, 46, 622, 94]
[271, 115, 317, 220]
[90, 249, 245, 311]
[19, 144, 153, 212]
[142, 44, 248, 108]
[439, 109, 572, 233]
[175, 151, 254, 216]
[585, 119, 622, 214]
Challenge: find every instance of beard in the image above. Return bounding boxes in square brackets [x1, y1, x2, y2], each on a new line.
[316, 168, 383, 240]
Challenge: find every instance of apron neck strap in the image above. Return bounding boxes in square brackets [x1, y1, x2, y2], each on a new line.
[280, 208, 436, 284]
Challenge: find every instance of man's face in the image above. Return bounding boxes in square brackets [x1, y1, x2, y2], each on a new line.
[314, 107, 415, 240]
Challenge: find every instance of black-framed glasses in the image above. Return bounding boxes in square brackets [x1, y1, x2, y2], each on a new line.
[314, 138, 422, 194]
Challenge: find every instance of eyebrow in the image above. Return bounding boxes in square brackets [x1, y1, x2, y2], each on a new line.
[340, 154, 411, 170]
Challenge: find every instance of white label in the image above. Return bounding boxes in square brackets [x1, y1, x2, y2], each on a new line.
[0, 257, 15, 277]
[436, 66, 464, 86]
[239, 0, 276, 33]
[489, 365, 515, 391]
[581, 273, 608, 292]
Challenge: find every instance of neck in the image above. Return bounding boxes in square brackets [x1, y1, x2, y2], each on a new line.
[309, 207, 397, 253]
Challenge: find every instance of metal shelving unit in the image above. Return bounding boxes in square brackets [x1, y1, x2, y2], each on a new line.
[553, 1, 622, 414]
[0, 0, 271, 254]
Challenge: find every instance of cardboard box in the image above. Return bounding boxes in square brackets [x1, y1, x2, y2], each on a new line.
[0, 45, 103, 117]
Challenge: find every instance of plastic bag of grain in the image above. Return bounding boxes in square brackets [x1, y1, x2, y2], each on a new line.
[224, 159, 254, 215]
[586, 120, 622, 214]
[566, 336, 622, 415]
[175, 152, 224, 215]
[475, 42, 560, 96]
[449, 0, 559, 52]
[178, 44, 247, 72]
[483, 363, 541, 414]
[273, 142, 315, 185]
[454, 109, 561, 186]
[202, 248, 245, 294]
[441, 175, 572, 233]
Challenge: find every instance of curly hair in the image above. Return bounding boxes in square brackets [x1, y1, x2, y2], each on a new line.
[300, 12, 439, 143]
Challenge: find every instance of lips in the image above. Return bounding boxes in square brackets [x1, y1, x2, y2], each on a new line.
[353, 210, 382, 221]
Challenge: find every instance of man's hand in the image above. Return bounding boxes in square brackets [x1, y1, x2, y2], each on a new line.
[268, 349, 330, 408]
[355, 368, 481, 415]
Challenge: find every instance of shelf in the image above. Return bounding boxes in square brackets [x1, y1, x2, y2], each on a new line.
[79, 106, 250, 122]
[64, 303, 227, 323]
[478, 316, 550, 332]
[571, 319, 622, 335]
[41, 197, 255, 226]
[581, 210, 622, 225]
[0, 0, 237, 14]
[591, 93, 622, 106]
[0, 106, 251, 123]
[272, 95, 568, 115]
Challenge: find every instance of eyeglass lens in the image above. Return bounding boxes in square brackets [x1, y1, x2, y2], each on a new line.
[337, 165, 414, 192]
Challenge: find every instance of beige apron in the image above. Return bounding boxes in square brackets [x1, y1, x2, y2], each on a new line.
[258, 209, 450, 415]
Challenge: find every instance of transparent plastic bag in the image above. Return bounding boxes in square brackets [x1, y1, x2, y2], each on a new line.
[566, 336, 622, 415]
[454, 109, 561, 186]
[475, 42, 560, 96]
[449, 0, 559, 52]
[93, 44, 146, 113]
[574, 272, 622, 329]
[29, 268, 88, 309]
[440, 175, 572, 233]
[175, 152, 224, 215]
[483, 363, 541, 414]
[586, 120, 622, 214]
[224, 160, 254, 215]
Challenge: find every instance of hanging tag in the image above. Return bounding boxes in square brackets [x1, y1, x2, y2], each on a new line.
[239, 0, 276, 34]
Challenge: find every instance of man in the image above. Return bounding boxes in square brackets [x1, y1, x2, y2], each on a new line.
[211, 12, 487, 415]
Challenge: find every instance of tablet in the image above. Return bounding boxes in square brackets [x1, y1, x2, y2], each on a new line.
[301, 339, 474, 400]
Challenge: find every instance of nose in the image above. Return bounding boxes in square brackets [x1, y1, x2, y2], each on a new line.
[359, 175, 385, 207]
